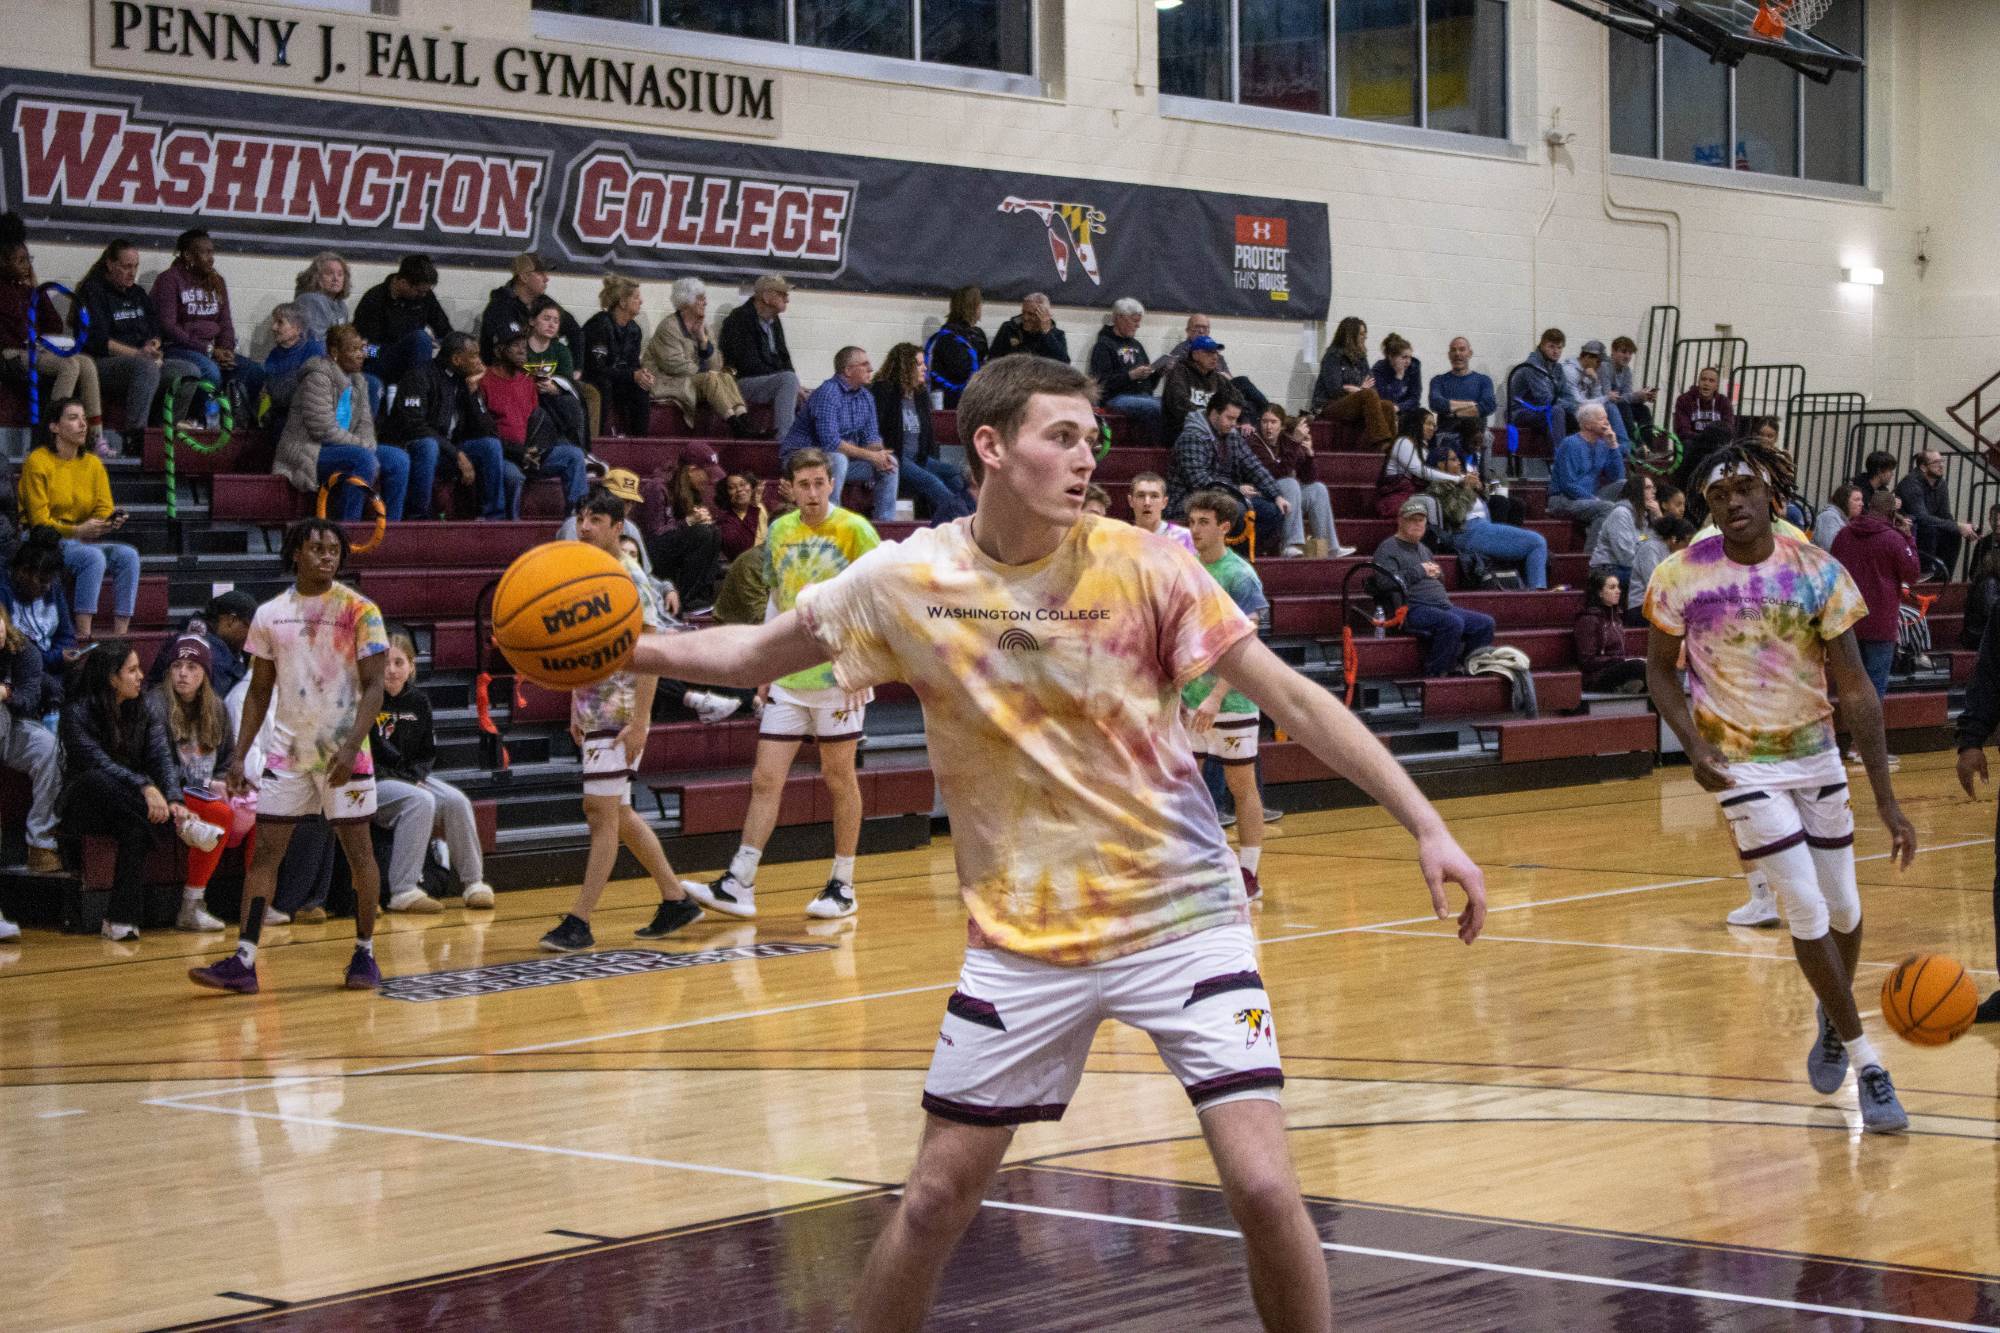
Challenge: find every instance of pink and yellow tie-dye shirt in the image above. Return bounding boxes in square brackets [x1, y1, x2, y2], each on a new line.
[243, 583, 389, 777]
[796, 515, 1256, 965]
[1643, 532, 1866, 764]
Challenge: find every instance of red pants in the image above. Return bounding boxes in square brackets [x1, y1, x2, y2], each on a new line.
[181, 790, 256, 889]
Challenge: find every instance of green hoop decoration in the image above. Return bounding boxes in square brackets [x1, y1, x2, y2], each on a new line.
[1627, 428, 1682, 477]
[161, 374, 235, 521]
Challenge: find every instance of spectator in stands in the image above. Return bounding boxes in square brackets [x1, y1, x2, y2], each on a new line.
[1081, 483, 1111, 517]
[1429, 336, 1497, 463]
[1380, 405, 1473, 526]
[1656, 480, 1687, 523]
[522, 297, 592, 453]
[872, 342, 972, 522]
[1169, 313, 1269, 419]
[990, 292, 1069, 364]
[0, 598, 58, 875]
[581, 275, 656, 436]
[75, 238, 171, 455]
[648, 463, 724, 611]
[928, 286, 987, 408]
[1815, 483, 1864, 550]
[1969, 502, 2000, 582]
[1309, 317, 1398, 449]
[1672, 366, 1735, 439]
[352, 254, 452, 389]
[258, 302, 323, 429]
[553, 468, 652, 575]
[1165, 387, 1286, 554]
[1374, 501, 1496, 676]
[478, 253, 575, 363]
[1606, 335, 1656, 439]
[0, 528, 77, 712]
[148, 228, 237, 410]
[1160, 335, 1232, 445]
[293, 251, 352, 344]
[719, 274, 805, 440]
[780, 346, 899, 523]
[1128, 471, 1195, 554]
[1549, 402, 1626, 553]
[148, 632, 250, 932]
[1247, 407, 1348, 557]
[60, 640, 202, 941]
[1963, 546, 2000, 651]
[642, 277, 755, 438]
[20, 398, 139, 640]
[277, 325, 426, 523]
[1371, 333, 1422, 414]
[1589, 473, 1660, 591]
[1832, 487, 1921, 701]
[372, 626, 489, 912]
[1852, 449, 1898, 498]
[1567, 340, 1629, 443]
[716, 472, 769, 562]
[1629, 516, 1693, 623]
[1575, 570, 1648, 694]
[1896, 450, 1975, 579]
[1090, 298, 1163, 437]
[1, 222, 106, 452]
[1507, 328, 1577, 440]
[485, 329, 587, 513]
[1427, 447, 1550, 589]
[146, 592, 257, 701]
[379, 333, 509, 521]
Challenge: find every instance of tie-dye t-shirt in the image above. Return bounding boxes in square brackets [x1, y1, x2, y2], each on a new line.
[1643, 533, 1865, 765]
[796, 515, 1256, 965]
[243, 583, 389, 777]
[571, 552, 669, 734]
[1182, 549, 1268, 716]
[764, 507, 880, 693]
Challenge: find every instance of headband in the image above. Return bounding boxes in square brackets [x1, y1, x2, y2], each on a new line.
[1701, 459, 1766, 491]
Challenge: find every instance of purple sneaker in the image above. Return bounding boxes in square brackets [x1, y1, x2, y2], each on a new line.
[343, 946, 382, 991]
[189, 954, 259, 994]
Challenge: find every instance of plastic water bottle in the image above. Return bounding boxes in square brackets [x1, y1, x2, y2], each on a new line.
[204, 398, 221, 432]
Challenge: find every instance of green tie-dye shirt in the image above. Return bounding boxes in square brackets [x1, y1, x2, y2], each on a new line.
[764, 506, 880, 691]
[1181, 549, 1268, 715]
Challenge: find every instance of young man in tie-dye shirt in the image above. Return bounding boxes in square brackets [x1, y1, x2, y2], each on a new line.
[1644, 442, 1917, 1134]
[684, 447, 880, 922]
[1182, 488, 1271, 898]
[627, 355, 1485, 1329]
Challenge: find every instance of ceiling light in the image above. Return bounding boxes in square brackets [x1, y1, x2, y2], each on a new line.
[1842, 265, 1884, 286]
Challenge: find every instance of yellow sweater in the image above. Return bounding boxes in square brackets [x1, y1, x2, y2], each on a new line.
[19, 448, 114, 536]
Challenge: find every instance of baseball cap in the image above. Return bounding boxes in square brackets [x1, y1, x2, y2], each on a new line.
[601, 468, 644, 504]
[1189, 335, 1225, 352]
[1579, 339, 1607, 358]
[1397, 499, 1430, 518]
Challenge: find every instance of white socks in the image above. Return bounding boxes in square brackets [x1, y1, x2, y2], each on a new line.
[1238, 847, 1262, 874]
[729, 844, 763, 885]
[182, 886, 203, 901]
[831, 855, 856, 885]
[356, 937, 375, 955]
[236, 941, 258, 964]
[1846, 1033, 1883, 1073]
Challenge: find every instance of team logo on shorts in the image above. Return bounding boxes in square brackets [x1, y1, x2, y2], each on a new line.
[998, 628, 1040, 652]
[1233, 1007, 1273, 1048]
[343, 788, 369, 807]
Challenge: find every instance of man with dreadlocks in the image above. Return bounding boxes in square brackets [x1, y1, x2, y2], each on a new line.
[1643, 438, 1917, 1134]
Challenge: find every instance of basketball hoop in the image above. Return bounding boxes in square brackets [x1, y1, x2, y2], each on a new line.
[1751, 0, 1833, 40]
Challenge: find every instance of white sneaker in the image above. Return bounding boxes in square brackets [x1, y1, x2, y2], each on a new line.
[462, 882, 496, 910]
[101, 920, 139, 941]
[388, 887, 445, 914]
[176, 816, 224, 853]
[687, 691, 743, 725]
[262, 905, 291, 926]
[1332, 544, 1357, 558]
[177, 901, 226, 932]
[682, 872, 757, 919]
[1282, 544, 1306, 557]
[1725, 896, 1780, 928]
[0, 914, 19, 941]
[805, 879, 858, 919]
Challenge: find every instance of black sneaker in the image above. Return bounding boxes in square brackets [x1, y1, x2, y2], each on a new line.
[1975, 991, 2000, 1025]
[539, 914, 595, 952]
[805, 879, 858, 919]
[635, 897, 704, 939]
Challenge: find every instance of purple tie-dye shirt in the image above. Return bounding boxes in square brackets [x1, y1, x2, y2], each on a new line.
[1643, 533, 1866, 764]
[243, 583, 389, 777]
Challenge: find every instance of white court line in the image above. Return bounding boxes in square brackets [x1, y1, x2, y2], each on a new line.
[978, 1199, 2000, 1332]
[1261, 875, 1724, 946]
[143, 1099, 871, 1193]
[1360, 926, 2000, 976]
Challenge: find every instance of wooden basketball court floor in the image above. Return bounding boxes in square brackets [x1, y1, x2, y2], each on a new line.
[4, 753, 1998, 1331]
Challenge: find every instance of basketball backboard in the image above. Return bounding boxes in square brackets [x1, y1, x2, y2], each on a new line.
[1553, 0, 1864, 82]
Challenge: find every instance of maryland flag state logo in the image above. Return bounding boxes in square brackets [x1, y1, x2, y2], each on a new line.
[1233, 1007, 1273, 1048]
[998, 196, 1106, 285]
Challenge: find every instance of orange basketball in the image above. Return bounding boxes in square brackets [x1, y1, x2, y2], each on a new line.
[1880, 953, 1979, 1047]
[491, 541, 642, 690]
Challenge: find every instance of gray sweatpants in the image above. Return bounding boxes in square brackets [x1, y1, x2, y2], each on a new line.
[0, 710, 58, 849]
[737, 370, 801, 439]
[375, 776, 483, 893]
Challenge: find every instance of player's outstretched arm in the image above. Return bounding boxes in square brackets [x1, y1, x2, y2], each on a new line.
[1222, 634, 1485, 942]
[1825, 629, 1917, 868]
[628, 610, 828, 690]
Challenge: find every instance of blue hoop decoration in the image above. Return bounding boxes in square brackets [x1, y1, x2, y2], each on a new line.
[24, 281, 88, 426]
[923, 326, 980, 394]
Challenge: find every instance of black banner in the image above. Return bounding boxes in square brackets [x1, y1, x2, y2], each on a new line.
[1, 68, 1330, 319]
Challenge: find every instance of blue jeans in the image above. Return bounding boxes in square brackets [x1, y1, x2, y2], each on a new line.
[826, 449, 900, 522]
[536, 443, 589, 508]
[317, 443, 411, 521]
[396, 436, 440, 521]
[899, 455, 973, 522]
[363, 330, 437, 389]
[454, 436, 509, 518]
[1403, 601, 1496, 677]
[61, 537, 140, 618]
[1858, 637, 1895, 699]
[1457, 517, 1549, 589]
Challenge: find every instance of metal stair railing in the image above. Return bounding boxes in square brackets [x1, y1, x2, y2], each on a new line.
[1947, 368, 2000, 465]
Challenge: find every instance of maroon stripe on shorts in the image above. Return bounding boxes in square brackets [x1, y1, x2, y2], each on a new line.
[1184, 970, 1265, 1007]
[1737, 829, 1806, 861]
[920, 1093, 1066, 1126]
[945, 990, 1007, 1030]
[1805, 833, 1854, 850]
[1185, 1068, 1285, 1106]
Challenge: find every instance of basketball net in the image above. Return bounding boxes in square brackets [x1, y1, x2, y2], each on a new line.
[1752, 0, 1833, 40]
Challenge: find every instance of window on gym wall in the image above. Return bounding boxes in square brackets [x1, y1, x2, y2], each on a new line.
[534, 0, 1035, 77]
[1606, 0, 1865, 186]
[1158, 0, 1509, 138]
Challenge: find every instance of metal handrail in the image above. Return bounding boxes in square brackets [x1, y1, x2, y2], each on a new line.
[1947, 367, 2000, 463]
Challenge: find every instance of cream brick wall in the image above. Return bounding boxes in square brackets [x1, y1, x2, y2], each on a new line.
[2, 0, 1968, 441]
